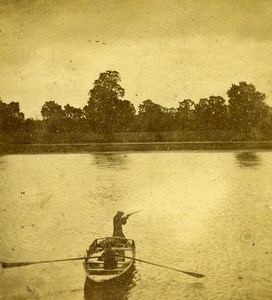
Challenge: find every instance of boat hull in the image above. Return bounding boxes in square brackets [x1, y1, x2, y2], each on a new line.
[84, 237, 136, 283]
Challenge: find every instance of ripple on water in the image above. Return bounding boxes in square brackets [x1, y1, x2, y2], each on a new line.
[1, 152, 272, 299]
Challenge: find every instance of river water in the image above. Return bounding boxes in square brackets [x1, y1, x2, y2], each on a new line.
[0, 151, 271, 299]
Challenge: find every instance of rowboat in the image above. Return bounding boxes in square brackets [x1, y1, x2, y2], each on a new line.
[83, 236, 136, 283]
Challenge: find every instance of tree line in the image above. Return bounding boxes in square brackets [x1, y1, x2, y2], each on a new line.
[1, 70, 272, 142]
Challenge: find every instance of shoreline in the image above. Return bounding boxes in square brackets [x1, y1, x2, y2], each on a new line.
[2, 141, 272, 154]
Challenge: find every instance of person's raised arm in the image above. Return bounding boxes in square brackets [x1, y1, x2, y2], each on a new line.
[121, 215, 128, 224]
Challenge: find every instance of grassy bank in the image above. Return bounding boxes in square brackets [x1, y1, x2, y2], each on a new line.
[2, 141, 272, 154]
[1, 130, 272, 154]
[0, 129, 256, 144]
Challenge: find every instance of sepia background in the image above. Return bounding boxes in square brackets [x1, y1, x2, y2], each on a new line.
[1, 0, 272, 299]
[1, 152, 272, 299]
[1, 0, 272, 119]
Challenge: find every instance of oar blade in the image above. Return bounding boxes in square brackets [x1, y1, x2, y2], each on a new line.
[1, 256, 86, 269]
[182, 270, 205, 278]
[1, 261, 35, 269]
[116, 254, 205, 279]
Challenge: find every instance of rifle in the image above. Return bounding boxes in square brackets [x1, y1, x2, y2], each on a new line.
[126, 210, 141, 218]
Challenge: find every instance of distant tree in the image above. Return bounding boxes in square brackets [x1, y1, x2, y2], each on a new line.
[41, 101, 65, 133]
[177, 99, 196, 130]
[63, 104, 84, 132]
[161, 107, 178, 131]
[23, 118, 37, 132]
[21, 118, 44, 143]
[113, 99, 136, 132]
[84, 71, 135, 138]
[41, 101, 64, 120]
[137, 99, 166, 131]
[256, 106, 272, 138]
[64, 104, 83, 121]
[0, 99, 24, 133]
[195, 96, 228, 129]
[227, 82, 268, 132]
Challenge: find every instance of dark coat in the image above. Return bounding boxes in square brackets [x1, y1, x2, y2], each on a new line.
[113, 214, 127, 238]
[103, 247, 117, 269]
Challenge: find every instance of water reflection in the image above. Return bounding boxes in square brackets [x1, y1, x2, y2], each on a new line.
[84, 266, 137, 300]
[0, 158, 7, 170]
[93, 153, 129, 170]
[235, 152, 261, 168]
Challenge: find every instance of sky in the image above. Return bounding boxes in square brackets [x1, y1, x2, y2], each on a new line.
[0, 0, 272, 118]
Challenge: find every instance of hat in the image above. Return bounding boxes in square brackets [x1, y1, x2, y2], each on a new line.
[117, 211, 125, 216]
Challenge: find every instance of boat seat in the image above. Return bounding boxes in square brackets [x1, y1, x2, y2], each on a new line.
[87, 261, 129, 266]
[88, 269, 123, 272]
[87, 254, 132, 262]
[94, 248, 103, 252]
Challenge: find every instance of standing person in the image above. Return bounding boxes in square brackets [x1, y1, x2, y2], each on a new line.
[113, 211, 128, 238]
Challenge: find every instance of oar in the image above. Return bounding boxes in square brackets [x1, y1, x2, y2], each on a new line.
[116, 255, 205, 278]
[1, 256, 101, 269]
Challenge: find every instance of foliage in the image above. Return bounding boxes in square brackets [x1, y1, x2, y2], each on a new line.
[41, 101, 87, 133]
[63, 104, 87, 133]
[0, 100, 24, 133]
[64, 104, 83, 121]
[41, 101, 65, 133]
[84, 71, 135, 138]
[227, 82, 268, 132]
[195, 96, 228, 129]
[1, 74, 272, 142]
[137, 99, 166, 131]
[177, 99, 195, 130]
[113, 99, 136, 132]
